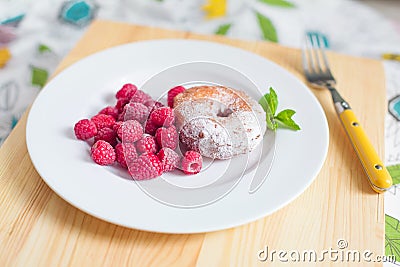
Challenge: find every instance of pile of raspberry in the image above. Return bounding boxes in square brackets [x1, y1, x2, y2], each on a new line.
[73, 83, 202, 180]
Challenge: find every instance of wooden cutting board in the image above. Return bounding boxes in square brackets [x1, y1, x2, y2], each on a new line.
[0, 20, 386, 266]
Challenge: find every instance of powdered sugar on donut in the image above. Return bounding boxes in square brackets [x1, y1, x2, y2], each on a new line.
[174, 86, 266, 159]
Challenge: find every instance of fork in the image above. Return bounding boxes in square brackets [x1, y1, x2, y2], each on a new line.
[302, 32, 393, 193]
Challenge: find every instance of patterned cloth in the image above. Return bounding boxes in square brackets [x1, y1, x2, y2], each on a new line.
[1, 0, 399, 263]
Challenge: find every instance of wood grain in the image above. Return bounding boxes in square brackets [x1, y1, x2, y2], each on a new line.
[0, 20, 386, 266]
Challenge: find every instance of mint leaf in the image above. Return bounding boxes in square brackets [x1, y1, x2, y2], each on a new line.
[259, 87, 300, 131]
[215, 23, 231, 35]
[258, 0, 295, 8]
[256, 12, 278, 42]
[275, 109, 301, 131]
[267, 114, 278, 131]
[267, 87, 278, 114]
[259, 96, 276, 130]
[259, 87, 279, 130]
[259, 87, 278, 115]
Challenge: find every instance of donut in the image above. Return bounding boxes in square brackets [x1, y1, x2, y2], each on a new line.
[173, 86, 266, 159]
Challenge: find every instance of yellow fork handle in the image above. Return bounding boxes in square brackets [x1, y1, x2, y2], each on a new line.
[339, 109, 393, 193]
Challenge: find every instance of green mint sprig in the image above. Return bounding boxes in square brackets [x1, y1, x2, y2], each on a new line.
[259, 87, 300, 131]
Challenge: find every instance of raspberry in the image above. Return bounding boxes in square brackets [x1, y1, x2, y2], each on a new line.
[155, 126, 178, 150]
[115, 142, 137, 168]
[98, 106, 119, 120]
[130, 90, 152, 104]
[117, 113, 124, 122]
[120, 102, 149, 123]
[144, 120, 158, 136]
[144, 100, 164, 113]
[113, 121, 123, 134]
[74, 119, 97, 140]
[94, 127, 117, 147]
[143, 99, 155, 107]
[117, 120, 143, 143]
[115, 98, 130, 114]
[149, 107, 175, 127]
[128, 152, 163, 180]
[116, 83, 137, 100]
[157, 147, 180, 172]
[90, 140, 116, 166]
[167, 86, 185, 108]
[91, 114, 116, 130]
[136, 135, 158, 154]
[181, 151, 202, 175]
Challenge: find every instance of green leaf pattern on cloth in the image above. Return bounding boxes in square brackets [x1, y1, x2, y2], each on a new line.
[258, 0, 295, 8]
[387, 164, 400, 185]
[385, 214, 400, 260]
[38, 44, 52, 54]
[31, 66, 48, 88]
[215, 23, 232, 35]
[256, 12, 278, 42]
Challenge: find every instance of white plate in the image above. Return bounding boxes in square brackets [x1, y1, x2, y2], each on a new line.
[26, 39, 329, 233]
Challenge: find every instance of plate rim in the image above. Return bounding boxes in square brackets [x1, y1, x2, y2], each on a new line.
[26, 39, 329, 233]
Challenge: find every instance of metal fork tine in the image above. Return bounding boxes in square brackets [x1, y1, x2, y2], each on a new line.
[310, 34, 323, 73]
[318, 36, 331, 73]
[303, 32, 335, 83]
[305, 35, 316, 73]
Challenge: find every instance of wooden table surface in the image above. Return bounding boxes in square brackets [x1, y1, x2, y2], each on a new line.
[0, 20, 387, 266]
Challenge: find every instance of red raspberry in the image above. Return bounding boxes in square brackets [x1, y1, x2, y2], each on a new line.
[130, 90, 152, 104]
[120, 102, 149, 123]
[117, 120, 143, 143]
[136, 135, 158, 154]
[155, 126, 178, 150]
[117, 113, 124, 122]
[74, 119, 97, 140]
[94, 127, 117, 147]
[115, 98, 129, 114]
[167, 86, 185, 108]
[116, 83, 137, 100]
[115, 142, 137, 168]
[181, 151, 202, 175]
[128, 152, 163, 180]
[144, 120, 158, 136]
[98, 106, 119, 120]
[90, 140, 116, 166]
[149, 107, 175, 127]
[143, 99, 155, 107]
[91, 114, 116, 130]
[157, 147, 180, 172]
[144, 100, 164, 113]
[113, 121, 123, 134]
